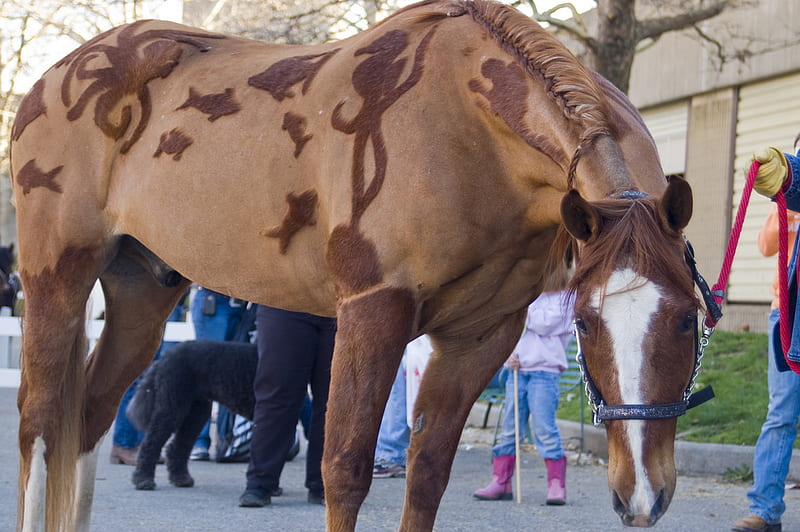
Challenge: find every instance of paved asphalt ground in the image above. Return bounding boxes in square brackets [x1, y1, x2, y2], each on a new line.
[1, 387, 799, 531]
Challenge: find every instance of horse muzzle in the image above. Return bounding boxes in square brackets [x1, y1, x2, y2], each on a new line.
[612, 486, 670, 527]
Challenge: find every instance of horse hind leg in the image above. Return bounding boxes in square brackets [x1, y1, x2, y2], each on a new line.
[399, 309, 527, 532]
[78, 244, 189, 524]
[74, 438, 103, 531]
[17, 247, 100, 532]
[81, 241, 190, 452]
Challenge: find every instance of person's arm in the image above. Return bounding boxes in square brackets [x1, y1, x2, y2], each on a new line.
[753, 149, 800, 211]
[757, 204, 779, 258]
[780, 153, 800, 212]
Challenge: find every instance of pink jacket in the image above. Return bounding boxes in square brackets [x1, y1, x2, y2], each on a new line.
[505, 291, 575, 374]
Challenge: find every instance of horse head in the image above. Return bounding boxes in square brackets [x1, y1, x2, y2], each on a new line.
[562, 177, 697, 527]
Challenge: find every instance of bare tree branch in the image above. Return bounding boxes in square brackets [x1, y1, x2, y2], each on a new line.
[636, 1, 729, 41]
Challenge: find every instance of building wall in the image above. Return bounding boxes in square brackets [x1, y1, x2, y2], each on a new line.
[625, 0, 800, 332]
[628, 0, 800, 109]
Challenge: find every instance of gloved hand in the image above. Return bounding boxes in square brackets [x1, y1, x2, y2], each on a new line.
[753, 147, 789, 197]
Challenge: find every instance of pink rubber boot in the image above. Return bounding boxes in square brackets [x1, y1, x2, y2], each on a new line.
[473, 455, 514, 501]
[545, 456, 567, 505]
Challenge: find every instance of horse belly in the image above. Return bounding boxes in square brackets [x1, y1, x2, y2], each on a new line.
[110, 154, 340, 316]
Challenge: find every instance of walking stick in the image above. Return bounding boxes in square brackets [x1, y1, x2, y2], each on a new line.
[513, 368, 522, 504]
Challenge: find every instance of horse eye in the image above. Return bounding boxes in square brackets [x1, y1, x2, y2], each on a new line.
[575, 317, 588, 335]
[679, 313, 696, 334]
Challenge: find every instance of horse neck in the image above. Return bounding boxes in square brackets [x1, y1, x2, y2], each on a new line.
[571, 136, 642, 201]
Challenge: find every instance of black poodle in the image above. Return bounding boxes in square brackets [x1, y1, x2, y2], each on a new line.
[126, 339, 257, 490]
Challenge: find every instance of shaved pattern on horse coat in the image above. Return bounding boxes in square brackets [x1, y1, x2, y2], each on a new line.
[262, 189, 319, 254]
[154, 128, 193, 161]
[15, 160, 63, 195]
[248, 50, 340, 101]
[282, 112, 314, 157]
[11, 79, 46, 142]
[176, 87, 241, 121]
[469, 58, 567, 167]
[59, 21, 225, 154]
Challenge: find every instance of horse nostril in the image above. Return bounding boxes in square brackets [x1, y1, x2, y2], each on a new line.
[649, 488, 667, 525]
[611, 490, 631, 523]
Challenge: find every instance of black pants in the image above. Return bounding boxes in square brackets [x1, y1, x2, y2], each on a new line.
[246, 305, 336, 494]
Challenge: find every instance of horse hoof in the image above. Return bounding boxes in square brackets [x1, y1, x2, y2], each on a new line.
[134, 479, 156, 490]
[170, 474, 195, 488]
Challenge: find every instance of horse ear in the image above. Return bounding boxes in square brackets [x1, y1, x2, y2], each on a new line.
[561, 189, 601, 242]
[659, 177, 693, 234]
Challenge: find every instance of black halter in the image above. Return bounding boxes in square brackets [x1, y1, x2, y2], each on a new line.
[575, 238, 716, 425]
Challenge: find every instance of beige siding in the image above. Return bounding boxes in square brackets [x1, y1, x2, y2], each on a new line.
[728, 73, 800, 303]
[640, 102, 689, 176]
[683, 89, 736, 305]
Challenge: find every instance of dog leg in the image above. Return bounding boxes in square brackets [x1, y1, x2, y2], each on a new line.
[167, 399, 211, 488]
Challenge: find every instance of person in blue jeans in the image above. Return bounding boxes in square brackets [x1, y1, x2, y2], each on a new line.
[733, 134, 800, 532]
[110, 299, 187, 465]
[190, 286, 247, 460]
[473, 290, 574, 505]
[372, 335, 433, 479]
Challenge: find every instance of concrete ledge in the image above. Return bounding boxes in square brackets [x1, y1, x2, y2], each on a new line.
[557, 419, 608, 459]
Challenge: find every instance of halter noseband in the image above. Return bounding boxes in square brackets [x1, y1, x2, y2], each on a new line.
[575, 312, 715, 425]
[573, 197, 716, 424]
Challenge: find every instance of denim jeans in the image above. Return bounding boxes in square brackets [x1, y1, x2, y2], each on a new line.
[191, 288, 246, 448]
[113, 304, 185, 448]
[191, 288, 245, 342]
[375, 355, 409, 466]
[748, 308, 800, 524]
[493, 370, 563, 460]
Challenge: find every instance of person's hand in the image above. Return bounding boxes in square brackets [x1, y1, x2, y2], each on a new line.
[753, 147, 789, 197]
[507, 355, 520, 370]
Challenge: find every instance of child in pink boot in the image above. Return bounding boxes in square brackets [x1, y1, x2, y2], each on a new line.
[473, 290, 573, 505]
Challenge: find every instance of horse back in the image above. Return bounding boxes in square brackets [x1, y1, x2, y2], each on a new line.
[10, 0, 664, 328]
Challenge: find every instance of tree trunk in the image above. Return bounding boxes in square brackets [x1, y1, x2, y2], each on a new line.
[587, 0, 638, 93]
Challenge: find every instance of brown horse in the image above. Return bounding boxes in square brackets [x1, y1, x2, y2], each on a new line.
[10, 0, 699, 530]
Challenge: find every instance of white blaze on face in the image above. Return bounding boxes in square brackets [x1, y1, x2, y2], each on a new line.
[22, 436, 47, 532]
[592, 267, 663, 515]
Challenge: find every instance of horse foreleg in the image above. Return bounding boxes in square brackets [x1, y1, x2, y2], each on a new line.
[399, 309, 527, 531]
[323, 287, 415, 532]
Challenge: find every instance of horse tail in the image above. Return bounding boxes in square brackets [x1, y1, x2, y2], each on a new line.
[16, 314, 87, 532]
[126, 361, 159, 431]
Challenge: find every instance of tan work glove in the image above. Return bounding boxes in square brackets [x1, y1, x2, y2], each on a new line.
[753, 147, 789, 197]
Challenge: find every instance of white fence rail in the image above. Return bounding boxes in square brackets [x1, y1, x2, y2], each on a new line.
[0, 317, 195, 388]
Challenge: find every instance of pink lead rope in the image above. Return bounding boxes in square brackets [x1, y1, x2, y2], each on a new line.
[775, 188, 800, 373]
[711, 160, 800, 373]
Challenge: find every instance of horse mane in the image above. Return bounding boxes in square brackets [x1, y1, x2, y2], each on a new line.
[390, 0, 613, 185]
[566, 198, 698, 305]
